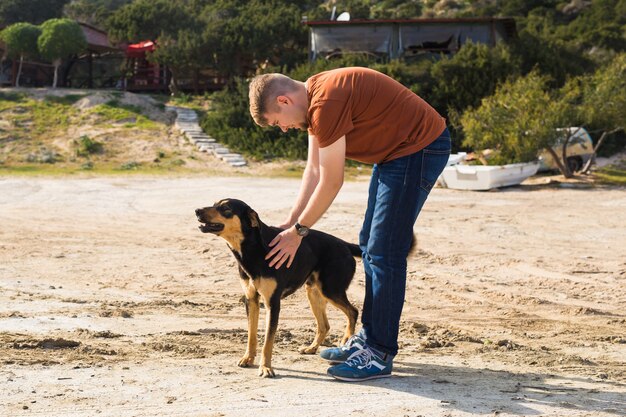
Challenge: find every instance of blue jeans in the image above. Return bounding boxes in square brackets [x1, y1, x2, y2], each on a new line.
[359, 128, 451, 356]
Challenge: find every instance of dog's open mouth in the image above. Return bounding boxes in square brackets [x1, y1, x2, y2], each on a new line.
[198, 221, 224, 233]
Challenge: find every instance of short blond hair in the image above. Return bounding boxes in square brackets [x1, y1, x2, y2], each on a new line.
[248, 73, 299, 127]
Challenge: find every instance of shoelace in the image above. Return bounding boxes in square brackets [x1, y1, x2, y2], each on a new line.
[341, 333, 364, 352]
[346, 348, 374, 368]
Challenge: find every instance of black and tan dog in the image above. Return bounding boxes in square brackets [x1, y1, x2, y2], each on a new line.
[195, 198, 360, 377]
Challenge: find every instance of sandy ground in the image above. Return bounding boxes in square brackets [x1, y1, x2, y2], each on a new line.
[0, 175, 625, 417]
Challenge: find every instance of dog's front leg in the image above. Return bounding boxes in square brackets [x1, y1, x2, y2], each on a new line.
[259, 294, 280, 378]
[238, 280, 259, 368]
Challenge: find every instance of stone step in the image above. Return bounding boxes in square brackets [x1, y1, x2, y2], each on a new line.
[168, 108, 248, 167]
[193, 139, 216, 146]
[180, 127, 203, 133]
[176, 124, 202, 131]
[223, 157, 246, 164]
[185, 133, 210, 139]
[220, 152, 244, 160]
[186, 132, 211, 138]
[198, 144, 216, 152]
[212, 147, 230, 155]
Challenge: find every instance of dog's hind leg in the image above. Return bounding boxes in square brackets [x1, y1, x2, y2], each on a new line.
[300, 280, 329, 354]
[326, 293, 358, 346]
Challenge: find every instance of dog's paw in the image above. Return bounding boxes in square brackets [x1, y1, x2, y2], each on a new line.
[258, 365, 275, 378]
[237, 356, 255, 367]
[298, 345, 319, 355]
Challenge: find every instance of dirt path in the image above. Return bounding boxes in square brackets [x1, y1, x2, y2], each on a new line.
[0, 176, 624, 416]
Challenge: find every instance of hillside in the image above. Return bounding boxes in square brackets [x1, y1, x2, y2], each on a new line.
[0, 88, 253, 175]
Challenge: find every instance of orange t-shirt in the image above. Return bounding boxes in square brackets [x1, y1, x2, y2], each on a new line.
[306, 67, 446, 164]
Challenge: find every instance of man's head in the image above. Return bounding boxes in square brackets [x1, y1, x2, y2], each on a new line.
[249, 73, 308, 132]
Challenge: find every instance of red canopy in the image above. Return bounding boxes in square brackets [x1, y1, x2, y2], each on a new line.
[125, 41, 156, 58]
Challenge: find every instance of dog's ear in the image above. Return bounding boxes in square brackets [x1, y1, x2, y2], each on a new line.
[248, 209, 260, 228]
[247, 208, 273, 251]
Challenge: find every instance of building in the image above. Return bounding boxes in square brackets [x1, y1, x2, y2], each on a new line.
[304, 17, 517, 61]
[0, 22, 123, 88]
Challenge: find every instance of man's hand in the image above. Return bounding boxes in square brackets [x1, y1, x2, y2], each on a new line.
[265, 226, 302, 269]
[276, 220, 293, 230]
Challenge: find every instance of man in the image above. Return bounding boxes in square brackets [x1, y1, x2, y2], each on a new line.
[248, 67, 450, 382]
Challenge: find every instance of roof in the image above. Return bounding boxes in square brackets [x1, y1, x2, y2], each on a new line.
[304, 17, 516, 26]
[126, 40, 156, 58]
[304, 17, 517, 43]
[78, 22, 121, 53]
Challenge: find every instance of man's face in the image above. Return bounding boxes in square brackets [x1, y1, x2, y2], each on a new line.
[264, 99, 308, 132]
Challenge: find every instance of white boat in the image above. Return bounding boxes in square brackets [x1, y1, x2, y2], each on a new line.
[446, 152, 467, 166]
[436, 153, 467, 187]
[440, 161, 540, 191]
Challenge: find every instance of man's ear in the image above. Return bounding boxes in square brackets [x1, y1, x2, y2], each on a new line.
[276, 95, 290, 106]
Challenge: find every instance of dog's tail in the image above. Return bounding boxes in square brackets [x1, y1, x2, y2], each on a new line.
[408, 233, 417, 256]
[347, 233, 417, 258]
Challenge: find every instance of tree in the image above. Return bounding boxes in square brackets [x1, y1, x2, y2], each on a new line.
[107, 0, 308, 86]
[148, 29, 211, 95]
[0, 0, 68, 26]
[430, 42, 521, 113]
[334, 0, 371, 19]
[534, 53, 626, 176]
[63, 0, 131, 28]
[459, 71, 577, 174]
[200, 0, 307, 79]
[37, 18, 87, 88]
[105, 0, 200, 94]
[556, 0, 626, 52]
[371, 0, 422, 19]
[508, 30, 593, 88]
[578, 53, 626, 173]
[105, 0, 193, 43]
[0, 22, 41, 87]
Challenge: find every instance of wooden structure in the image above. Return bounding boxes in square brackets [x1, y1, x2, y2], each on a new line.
[122, 40, 169, 92]
[0, 23, 124, 88]
[304, 17, 517, 61]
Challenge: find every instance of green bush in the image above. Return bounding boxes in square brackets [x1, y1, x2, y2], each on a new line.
[0, 92, 25, 102]
[44, 94, 85, 105]
[201, 78, 307, 160]
[120, 161, 140, 170]
[26, 148, 60, 164]
[75, 135, 103, 156]
[459, 71, 566, 165]
[430, 42, 521, 113]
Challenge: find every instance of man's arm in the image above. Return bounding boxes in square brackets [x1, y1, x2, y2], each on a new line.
[279, 134, 321, 228]
[296, 136, 346, 229]
[266, 136, 346, 269]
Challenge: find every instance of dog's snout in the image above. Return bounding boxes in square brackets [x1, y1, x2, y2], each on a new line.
[195, 208, 202, 216]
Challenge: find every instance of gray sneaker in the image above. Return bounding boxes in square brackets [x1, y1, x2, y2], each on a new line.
[320, 330, 367, 363]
